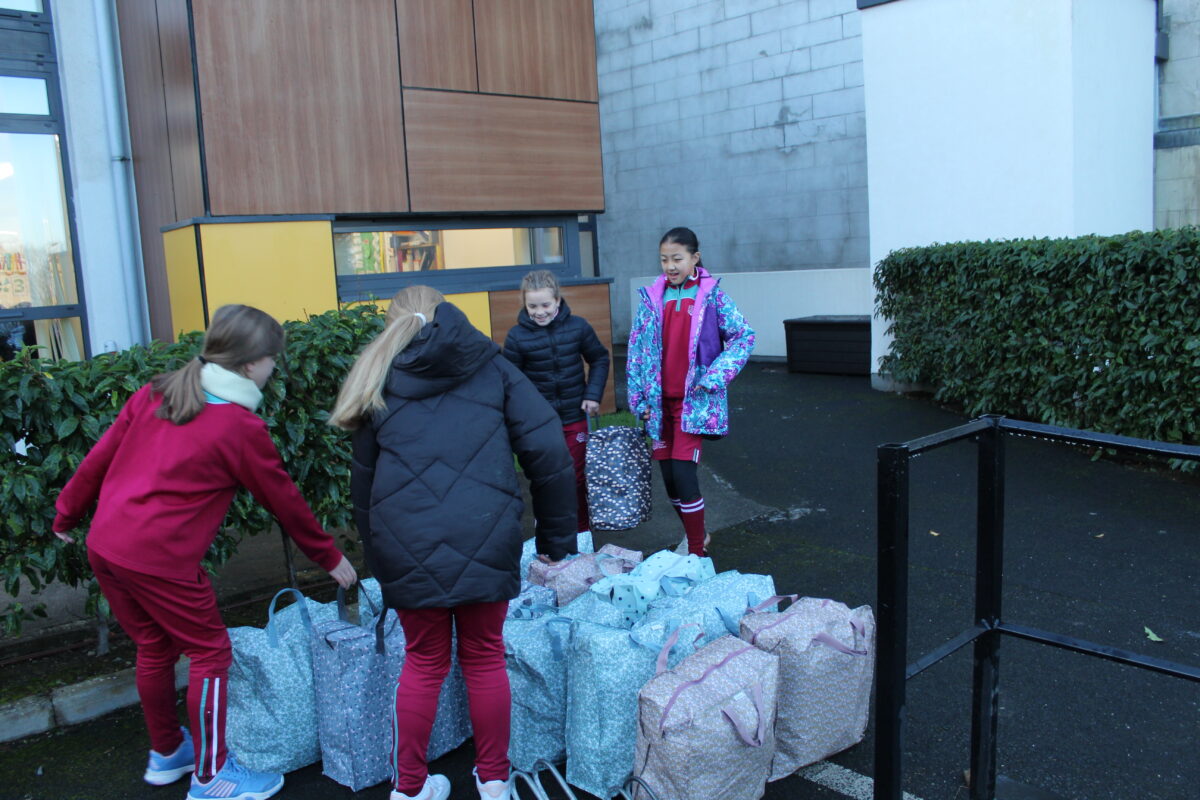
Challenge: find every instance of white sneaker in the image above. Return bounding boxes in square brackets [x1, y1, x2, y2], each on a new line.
[474, 767, 513, 799]
[391, 773, 450, 800]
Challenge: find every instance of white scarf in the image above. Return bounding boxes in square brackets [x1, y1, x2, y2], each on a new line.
[200, 362, 263, 411]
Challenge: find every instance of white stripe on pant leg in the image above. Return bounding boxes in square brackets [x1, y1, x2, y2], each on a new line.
[211, 677, 220, 777]
[391, 679, 400, 785]
[799, 762, 924, 800]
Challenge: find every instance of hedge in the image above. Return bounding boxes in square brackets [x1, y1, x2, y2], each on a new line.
[0, 305, 386, 635]
[874, 228, 1200, 450]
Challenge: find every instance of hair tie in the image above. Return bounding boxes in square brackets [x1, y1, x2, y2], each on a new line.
[413, 312, 427, 325]
[197, 355, 207, 365]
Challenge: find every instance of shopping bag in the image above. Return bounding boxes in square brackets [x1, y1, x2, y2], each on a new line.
[507, 580, 558, 618]
[225, 588, 338, 773]
[590, 551, 717, 625]
[637, 570, 777, 646]
[585, 425, 652, 531]
[519, 530, 594, 583]
[528, 544, 642, 605]
[564, 620, 700, 797]
[504, 613, 573, 771]
[633, 634, 780, 800]
[310, 587, 472, 790]
[739, 596, 875, 776]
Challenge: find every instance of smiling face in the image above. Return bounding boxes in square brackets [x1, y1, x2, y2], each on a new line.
[660, 241, 700, 286]
[524, 288, 561, 326]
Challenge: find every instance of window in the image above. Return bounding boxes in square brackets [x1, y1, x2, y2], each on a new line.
[333, 217, 580, 302]
[0, 1, 87, 359]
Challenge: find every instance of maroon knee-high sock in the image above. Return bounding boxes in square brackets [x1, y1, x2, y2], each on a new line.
[679, 497, 706, 556]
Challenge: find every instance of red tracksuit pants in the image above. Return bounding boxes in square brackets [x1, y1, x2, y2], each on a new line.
[391, 600, 510, 795]
[89, 550, 231, 781]
[563, 419, 590, 533]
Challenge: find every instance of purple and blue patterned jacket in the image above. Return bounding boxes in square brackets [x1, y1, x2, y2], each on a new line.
[627, 266, 755, 440]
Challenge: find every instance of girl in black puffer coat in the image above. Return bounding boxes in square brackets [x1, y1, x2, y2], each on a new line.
[502, 270, 610, 535]
[330, 285, 577, 800]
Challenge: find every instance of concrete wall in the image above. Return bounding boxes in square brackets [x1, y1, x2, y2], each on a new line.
[594, 0, 870, 342]
[862, 0, 1156, 376]
[628, 266, 872, 358]
[1155, 0, 1200, 228]
[56, 0, 148, 351]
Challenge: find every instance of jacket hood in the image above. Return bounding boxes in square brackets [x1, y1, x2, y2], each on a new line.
[386, 301, 499, 400]
[644, 265, 717, 305]
[516, 296, 573, 331]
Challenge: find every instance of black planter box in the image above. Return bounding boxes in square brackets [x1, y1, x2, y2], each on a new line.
[783, 315, 871, 376]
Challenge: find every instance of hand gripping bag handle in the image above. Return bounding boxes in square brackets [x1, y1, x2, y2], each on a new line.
[265, 587, 314, 647]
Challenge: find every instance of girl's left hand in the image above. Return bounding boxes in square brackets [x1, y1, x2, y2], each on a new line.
[581, 400, 600, 417]
[53, 530, 74, 544]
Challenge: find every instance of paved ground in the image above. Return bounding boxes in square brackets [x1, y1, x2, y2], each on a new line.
[2, 365, 1198, 800]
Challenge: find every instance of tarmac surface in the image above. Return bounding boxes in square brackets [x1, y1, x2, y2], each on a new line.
[2, 364, 1198, 800]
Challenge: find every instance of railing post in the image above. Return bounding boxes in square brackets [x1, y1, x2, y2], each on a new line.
[875, 443, 910, 800]
[969, 417, 1006, 800]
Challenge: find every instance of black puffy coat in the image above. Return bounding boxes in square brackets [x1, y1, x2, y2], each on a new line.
[502, 299, 610, 425]
[350, 302, 578, 610]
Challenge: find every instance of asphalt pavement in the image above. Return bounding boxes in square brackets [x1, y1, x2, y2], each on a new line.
[2, 364, 1197, 800]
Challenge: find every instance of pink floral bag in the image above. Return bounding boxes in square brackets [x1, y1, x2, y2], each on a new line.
[527, 544, 642, 605]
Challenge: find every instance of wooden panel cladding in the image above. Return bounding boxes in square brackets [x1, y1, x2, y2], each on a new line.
[155, 0, 204, 220]
[405, 90, 604, 212]
[488, 284, 616, 415]
[396, 0, 477, 91]
[191, 0, 409, 215]
[113, 0, 175, 340]
[475, 0, 598, 101]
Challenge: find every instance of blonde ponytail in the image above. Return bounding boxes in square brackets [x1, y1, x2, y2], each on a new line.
[329, 286, 445, 430]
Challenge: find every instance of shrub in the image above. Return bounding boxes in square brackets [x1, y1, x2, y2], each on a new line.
[0, 305, 385, 635]
[874, 228, 1200, 449]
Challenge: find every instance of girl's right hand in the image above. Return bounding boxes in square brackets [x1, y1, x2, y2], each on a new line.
[329, 555, 358, 589]
[641, 409, 650, 420]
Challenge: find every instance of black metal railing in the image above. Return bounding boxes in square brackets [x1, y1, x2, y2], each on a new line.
[874, 415, 1200, 800]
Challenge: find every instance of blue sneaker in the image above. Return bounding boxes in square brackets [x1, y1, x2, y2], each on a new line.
[186, 753, 283, 800]
[144, 727, 194, 785]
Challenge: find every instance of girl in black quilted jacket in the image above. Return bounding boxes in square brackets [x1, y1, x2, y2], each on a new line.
[330, 285, 578, 800]
[502, 270, 610, 536]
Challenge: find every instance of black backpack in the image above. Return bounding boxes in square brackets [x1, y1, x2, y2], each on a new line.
[585, 425, 652, 531]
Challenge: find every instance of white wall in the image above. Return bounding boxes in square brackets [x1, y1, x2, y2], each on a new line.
[861, 0, 1156, 377]
[627, 267, 872, 357]
[55, 0, 148, 352]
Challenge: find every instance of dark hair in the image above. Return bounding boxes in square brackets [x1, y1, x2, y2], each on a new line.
[660, 227, 704, 268]
[152, 304, 285, 425]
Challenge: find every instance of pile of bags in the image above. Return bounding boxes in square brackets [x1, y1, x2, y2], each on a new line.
[223, 535, 875, 800]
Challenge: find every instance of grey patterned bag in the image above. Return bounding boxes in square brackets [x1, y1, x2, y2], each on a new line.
[310, 588, 472, 790]
[226, 588, 338, 773]
[739, 596, 875, 777]
[585, 425, 652, 531]
[633, 634, 779, 800]
[504, 612, 572, 771]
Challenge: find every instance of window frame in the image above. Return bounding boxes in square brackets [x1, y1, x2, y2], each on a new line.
[0, 0, 90, 357]
[332, 215, 582, 303]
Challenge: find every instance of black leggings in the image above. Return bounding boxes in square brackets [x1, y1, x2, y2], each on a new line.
[659, 459, 700, 503]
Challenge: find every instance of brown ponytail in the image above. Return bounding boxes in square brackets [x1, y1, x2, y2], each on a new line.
[152, 305, 285, 425]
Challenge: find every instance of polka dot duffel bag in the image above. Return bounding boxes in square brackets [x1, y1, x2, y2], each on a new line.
[585, 424, 652, 531]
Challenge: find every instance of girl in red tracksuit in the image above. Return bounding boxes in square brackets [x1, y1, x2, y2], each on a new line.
[53, 304, 357, 800]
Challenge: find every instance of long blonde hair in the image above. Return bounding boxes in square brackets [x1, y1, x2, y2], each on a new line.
[152, 304, 284, 425]
[329, 286, 445, 430]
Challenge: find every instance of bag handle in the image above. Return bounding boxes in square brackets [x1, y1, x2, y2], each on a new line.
[509, 601, 558, 620]
[544, 615, 572, 660]
[332, 585, 390, 654]
[655, 623, 702, 674]
[716, 591, 769, 636]
[659, 575, 693, 597]
[812, 631, 869, 656]
[265, 588, 313, 647]
[658, 644, 758, 734]
[720, 682, 767, 748]
[748, 594, 798, 614]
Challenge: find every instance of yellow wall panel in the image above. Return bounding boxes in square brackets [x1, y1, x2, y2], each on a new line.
[162, 226, 206, 339]
[199, 221, 338, 322]
[444, 291, 491, 338]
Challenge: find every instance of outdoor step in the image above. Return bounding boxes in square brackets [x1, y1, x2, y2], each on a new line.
[0, 695, 55, 744]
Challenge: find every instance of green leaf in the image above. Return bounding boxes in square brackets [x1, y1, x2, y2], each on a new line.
[1144, 627, 1164, 642]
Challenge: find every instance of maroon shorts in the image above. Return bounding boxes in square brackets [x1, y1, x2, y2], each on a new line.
[651, 397, 703, 463]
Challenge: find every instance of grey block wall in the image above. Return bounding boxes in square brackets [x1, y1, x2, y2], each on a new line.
[1155, 0, 1200, 229]
[594, 0, 867, 338]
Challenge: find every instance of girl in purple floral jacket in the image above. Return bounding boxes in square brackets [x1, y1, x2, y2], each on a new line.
[627, 227, 755, 556]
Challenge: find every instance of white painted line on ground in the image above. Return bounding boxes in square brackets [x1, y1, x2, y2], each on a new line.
[799, 762, 924, 800]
